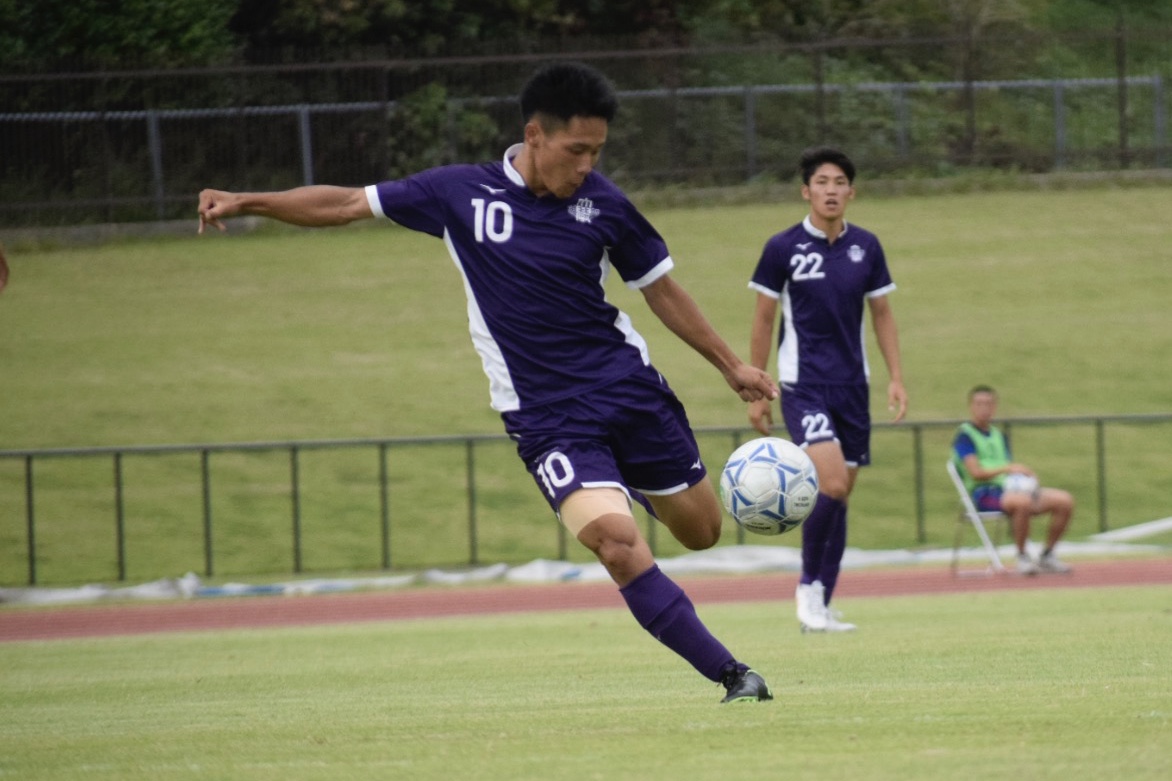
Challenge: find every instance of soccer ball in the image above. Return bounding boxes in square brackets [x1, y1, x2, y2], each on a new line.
[719, 437, 819, 536]
[1003, 472, 1039, 496]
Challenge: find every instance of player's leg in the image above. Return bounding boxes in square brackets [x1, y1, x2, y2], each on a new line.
[818, 463, 860, 605]
[790, 440, 848, 631]
[645, 479, 722, 552]
[818, 382, 872, 610]
[1035, 487, 1074, 572]
[506, 374, 771, 701]
[800, 441, 848, 590]
[1035, 487, 1073, 548]
[780, 385, 845, 630]
[999, 492, 1034, 553]
[562, 488, 770, 701]
[615, 369, 722, 552]
[782, 389, 850, 563]
[999, 491, 1038, 573]
[562, 488, 655, 585]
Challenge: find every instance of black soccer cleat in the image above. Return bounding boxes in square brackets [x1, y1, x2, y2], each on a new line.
[720, 666, 774, 704]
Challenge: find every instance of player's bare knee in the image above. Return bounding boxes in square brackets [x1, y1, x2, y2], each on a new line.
[819, 481, 850, 501]
[589, 534, 640, 570]
[576, 514, 652, 580]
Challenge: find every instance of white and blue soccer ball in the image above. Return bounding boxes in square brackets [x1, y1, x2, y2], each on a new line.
[719, 437, 819, 536]
[1003, 472, 1039, 496]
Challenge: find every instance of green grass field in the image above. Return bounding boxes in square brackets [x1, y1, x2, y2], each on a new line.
[2, 585, 1169, 780]
[2, 185, 1171, 585]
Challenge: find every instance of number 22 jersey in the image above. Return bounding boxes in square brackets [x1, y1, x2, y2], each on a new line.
[749, 216, 895, 386]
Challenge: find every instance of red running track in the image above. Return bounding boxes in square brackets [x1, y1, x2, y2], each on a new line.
[1, 558, 1168, 643]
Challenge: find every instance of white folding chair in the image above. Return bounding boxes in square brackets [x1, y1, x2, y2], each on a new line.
[946, 460, 1008, 577]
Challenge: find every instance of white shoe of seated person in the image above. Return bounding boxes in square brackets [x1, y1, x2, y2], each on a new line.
[1016, 554, 1039, 576]
[1038, 552, 1072, 574]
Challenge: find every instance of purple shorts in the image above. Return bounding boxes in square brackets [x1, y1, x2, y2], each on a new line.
[779, 382, 872, 467]
[501, 366, 707, 514]
[972, 485, 1004, 512]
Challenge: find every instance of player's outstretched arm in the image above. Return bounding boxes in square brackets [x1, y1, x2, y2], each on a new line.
[641, 274, 778, 403]
[198, 186, 373, 233]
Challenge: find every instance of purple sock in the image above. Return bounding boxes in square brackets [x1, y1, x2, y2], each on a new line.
[620, 565, 737, 682]
[800, 493, 844, 585]
[820, 502, 848, 603]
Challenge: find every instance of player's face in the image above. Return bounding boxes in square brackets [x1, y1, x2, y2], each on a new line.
[802, 163, 854, 225]
[524, 115, 607, 199]
[969, 391, 998, 427]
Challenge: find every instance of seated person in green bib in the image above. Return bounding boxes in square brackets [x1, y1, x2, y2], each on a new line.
[952, 385, 1074, 575]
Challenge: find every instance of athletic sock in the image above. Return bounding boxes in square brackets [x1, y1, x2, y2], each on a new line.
[620, 564, 735, 682]
[800, 493, 845, 586]
[819, 501, 848, 603]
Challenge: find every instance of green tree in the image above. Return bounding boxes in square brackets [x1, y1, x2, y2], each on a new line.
[227, 0, 706, 58]
[0, 0, 237, 65]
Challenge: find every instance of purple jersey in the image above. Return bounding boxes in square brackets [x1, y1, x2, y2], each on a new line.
[365, 145, 672, 412]
[749, 217, 895, 385]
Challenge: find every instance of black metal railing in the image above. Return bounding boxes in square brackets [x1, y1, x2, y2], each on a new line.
[2, 413, 1169, 586]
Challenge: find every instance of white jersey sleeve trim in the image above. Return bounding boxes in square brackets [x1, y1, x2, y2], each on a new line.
[866, 282, 897, 299]
[364, 185, 387, 219]
[749, 281, 780, 299]
[625, 256, 674, 290]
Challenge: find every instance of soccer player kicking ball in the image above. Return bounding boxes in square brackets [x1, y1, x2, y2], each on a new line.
[198, 62, 776, 703]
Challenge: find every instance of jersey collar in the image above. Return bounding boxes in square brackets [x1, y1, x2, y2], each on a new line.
[503, 144, 526, 188]
[802, 215, 850, 241]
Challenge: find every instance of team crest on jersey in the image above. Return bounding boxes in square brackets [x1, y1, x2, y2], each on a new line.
[568, 198, 601, 224]
[848, 244, 866, 263]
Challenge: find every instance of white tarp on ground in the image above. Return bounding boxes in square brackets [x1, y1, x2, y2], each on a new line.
[1090, 516, 1172, 542]
[0, 539, 1164, 606]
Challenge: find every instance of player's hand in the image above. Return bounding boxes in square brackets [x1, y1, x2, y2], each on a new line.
[198, 189, 239, 234]
[887, 379, 908, 422]
[726, 364, 778, 404]
[0, 245, 8, 294]
[748, 398, 773, 436]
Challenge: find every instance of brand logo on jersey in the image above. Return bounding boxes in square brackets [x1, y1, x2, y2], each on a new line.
[479, 184, 506, 195]
[797, 242, 812, 250]
[691, 459, 703, 471]
[848, 244, 865, 262]
[568, 198, 601, 224]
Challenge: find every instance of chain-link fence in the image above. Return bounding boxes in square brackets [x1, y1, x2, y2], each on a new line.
[2, 32, 1170, 226]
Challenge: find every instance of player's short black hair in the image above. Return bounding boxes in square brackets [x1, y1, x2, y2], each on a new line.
[798, 146, 857, 185]
[519, 62, 617, 126]
[968, 384, 998, 400]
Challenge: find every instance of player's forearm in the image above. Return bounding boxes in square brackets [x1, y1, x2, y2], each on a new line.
[872, 307, 904, 382]
[748, 294, 777, 372]
[749, 314, 773, 372]
[228, 186, 371, 227]
[644, 276, 741, 374]
[199, 185, 368, 231]
[666, 305, 742, 374]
